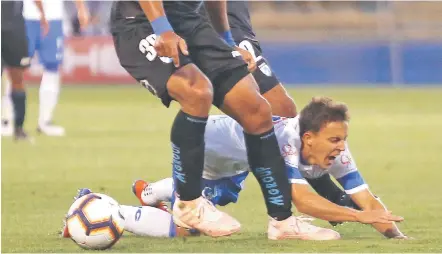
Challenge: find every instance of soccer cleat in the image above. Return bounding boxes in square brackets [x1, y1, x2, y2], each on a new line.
[75, 188, 92, 200]
[14, 128, 34, 143]
[37, 123, 65, 136]
[60, 215, 70, 238]
[132, 179, 169, 212]
[172, 196, 241, 237]
[267, 215, 341, 240]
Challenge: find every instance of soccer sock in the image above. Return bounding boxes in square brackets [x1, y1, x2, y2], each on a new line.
[11, 90, 26, 129]
[38, 70, 60, 126]
[170, 110, 207, 201]
[244, 128, 292, 221]
[306, 174, 345, 203]
[141, 178, 174, 205]
[119, 205, 175, 237]
[1, 74, 13, 124]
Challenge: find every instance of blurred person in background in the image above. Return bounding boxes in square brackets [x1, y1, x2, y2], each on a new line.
[1, 0, 47, 141]
[2, 0, 90, 137]
[67, 1, 111, 36]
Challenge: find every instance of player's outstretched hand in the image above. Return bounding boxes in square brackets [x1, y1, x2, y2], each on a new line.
[235, 47, 256, 72]
[155, 31, 189, 67]
[356, 209, 404, 224]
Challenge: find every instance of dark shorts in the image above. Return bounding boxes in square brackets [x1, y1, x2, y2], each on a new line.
[112, 17, 249, 108]
[232, 29, 281, 95]
[1, 20, 30, 69]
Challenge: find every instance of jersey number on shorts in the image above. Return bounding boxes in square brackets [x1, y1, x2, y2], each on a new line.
[239, 40, 259, 61]
[139, 34, 172, 64]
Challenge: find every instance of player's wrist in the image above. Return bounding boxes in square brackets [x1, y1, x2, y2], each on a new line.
[350, 209, 362, 222]
[221, 30, 236, 47]
[151, 16, 173, 35]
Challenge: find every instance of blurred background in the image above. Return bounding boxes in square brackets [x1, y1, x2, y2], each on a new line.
[25, 1, 442, 86]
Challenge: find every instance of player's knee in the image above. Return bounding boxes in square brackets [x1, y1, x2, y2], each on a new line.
[168, 65, 213, 114]
[241, 97, 273, 133]
[189, 83, 213, 108]
[43, 62, 59, 72]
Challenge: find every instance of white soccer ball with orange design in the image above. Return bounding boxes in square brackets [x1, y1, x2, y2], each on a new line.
[66, 193, 125, 250]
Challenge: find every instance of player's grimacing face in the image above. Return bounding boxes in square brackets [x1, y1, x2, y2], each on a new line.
[310, 121, 348, 168]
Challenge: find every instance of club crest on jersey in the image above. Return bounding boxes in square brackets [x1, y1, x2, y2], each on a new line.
[340, 154, 352, 166]
[281, 144, 297, 157]
[258, 62, 272, 77]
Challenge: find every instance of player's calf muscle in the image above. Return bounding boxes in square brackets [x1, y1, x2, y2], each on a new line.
[263, 84, 297, 117]
[167, 64, 213, 117]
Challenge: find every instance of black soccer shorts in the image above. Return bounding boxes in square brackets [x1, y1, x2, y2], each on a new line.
[113, 18, 249, 108]
[232, 29, 281, 95]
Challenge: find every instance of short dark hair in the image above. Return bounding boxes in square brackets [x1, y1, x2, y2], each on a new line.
[299, 96, 350, 137]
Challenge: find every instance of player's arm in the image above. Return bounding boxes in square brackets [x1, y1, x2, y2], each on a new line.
[203, 1, 231, 39]
[204, 0, 256, 70]
[137, 1, 188, 67]
[288, 167, 401, 224]
[350, 189, 408, 239]
[331, 146, 408, 238]
[74, 0, 90, 30]
[33, 0, 49, 36]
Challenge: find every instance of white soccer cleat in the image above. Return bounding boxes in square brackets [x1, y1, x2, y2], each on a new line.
[37, 124, 65, 136]
[172, 196, 241, 237]
[268, 215, 341, 240]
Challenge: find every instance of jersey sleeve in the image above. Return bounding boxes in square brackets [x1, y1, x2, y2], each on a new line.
[279, 141, 307, 185]
[286, 164, 308, 185]
[329, 143, 368, 194]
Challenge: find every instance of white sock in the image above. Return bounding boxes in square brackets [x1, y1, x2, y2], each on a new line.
[2, 74, 13, 123]
[119, 205, 174, 237]
[142, 177, 174, 205]
[38, 70, 60, 126]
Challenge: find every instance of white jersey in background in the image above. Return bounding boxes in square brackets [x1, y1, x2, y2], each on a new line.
[23, 0, 64, 20]
[204, 115, 368, 194]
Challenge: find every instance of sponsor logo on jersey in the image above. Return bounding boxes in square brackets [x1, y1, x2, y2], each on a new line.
[281, 144, 297, 157]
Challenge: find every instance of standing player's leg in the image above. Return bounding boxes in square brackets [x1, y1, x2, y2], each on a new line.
[184, 23, 294, 229]
[2, 24, 31, 141]
[220, 75, 294, 220]
[113, 23, 240, 237]
[262, 84, 297, 117]
[236, 39, 297, 117]
[36, 20, 65, 136]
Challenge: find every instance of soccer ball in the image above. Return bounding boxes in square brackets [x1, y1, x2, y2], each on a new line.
[66, 193, 125, 250]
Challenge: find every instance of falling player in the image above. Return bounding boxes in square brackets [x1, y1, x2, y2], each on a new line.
[133, 96, 409, 239]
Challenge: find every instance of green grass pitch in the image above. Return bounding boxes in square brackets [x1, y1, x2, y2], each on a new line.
[2, 86, 442, 252]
